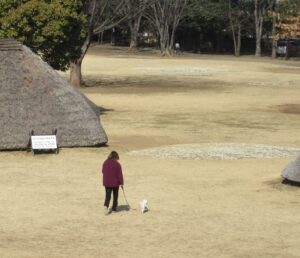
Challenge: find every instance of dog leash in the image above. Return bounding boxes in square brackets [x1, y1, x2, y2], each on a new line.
[121, 186, 130, 208]
[121, 186, 138, 211]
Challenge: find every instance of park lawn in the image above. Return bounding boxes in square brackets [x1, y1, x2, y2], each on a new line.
[1, 47, 300, 257]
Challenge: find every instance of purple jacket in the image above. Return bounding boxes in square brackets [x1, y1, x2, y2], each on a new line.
[102, 159, 124, 187]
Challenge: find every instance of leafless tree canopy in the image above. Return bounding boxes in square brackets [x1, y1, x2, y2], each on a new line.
[228, 0, 252, 57]
[124, 0, 151, 48]
[145, 0, 188, 55]
[93, 0, 130, 34]
[254, 0, 275, 56]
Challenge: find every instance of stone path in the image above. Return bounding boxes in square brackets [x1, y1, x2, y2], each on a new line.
[128, 143, 300, 160]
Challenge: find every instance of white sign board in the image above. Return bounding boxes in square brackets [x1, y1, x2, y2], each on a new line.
[31, 135, 57, 150]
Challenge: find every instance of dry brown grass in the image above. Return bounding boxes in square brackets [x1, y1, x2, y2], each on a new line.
[1, 46, 300, 257]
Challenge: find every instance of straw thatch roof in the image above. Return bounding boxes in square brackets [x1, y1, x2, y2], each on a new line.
[0, 38, 108, 150]
[282, 155, 300, 183]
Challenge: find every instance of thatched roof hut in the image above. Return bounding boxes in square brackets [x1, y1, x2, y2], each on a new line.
[282, 155, 300, 183]
[0, 38, 107, 150]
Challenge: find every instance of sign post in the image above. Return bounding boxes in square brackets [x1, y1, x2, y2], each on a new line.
[30, 130, 59, 154]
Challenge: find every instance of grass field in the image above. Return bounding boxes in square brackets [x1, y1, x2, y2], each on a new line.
[1, 46, 300, 257]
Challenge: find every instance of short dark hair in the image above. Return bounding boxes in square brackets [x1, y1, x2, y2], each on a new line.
[107, 151, 119, 160]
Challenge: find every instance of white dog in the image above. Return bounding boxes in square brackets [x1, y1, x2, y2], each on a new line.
[139, 199, 149, 213]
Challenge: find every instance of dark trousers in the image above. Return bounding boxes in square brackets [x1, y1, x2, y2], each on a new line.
[104, 186, 119, 211]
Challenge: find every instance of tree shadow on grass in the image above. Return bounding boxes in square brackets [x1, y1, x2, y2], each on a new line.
[98, 106, 114, 116]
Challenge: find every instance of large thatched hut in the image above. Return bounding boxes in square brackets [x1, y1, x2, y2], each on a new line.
[0, 38, 107, 150]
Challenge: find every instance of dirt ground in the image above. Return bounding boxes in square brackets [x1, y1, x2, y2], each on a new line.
[1, 46, 300, 257]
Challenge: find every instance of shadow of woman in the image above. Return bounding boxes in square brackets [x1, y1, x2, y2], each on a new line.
[116, 205, 131, 212]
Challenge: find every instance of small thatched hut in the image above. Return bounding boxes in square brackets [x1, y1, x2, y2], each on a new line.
[0, 38, 107, 150]
[282, 155, 300, 183]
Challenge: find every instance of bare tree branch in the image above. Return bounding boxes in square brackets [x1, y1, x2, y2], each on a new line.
[145, 0, 188, 55]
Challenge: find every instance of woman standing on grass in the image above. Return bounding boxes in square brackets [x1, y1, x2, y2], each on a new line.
[102, 151, 124, 215]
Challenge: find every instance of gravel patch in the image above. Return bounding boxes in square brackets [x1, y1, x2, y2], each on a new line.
[132, 67, 229, 76]
[288, 80, 300, 86]
[128, 143, 300, 160]
[247, 81, 277, 87]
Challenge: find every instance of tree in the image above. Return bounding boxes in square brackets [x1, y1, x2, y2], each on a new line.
[228, 0, 252, 56]
[125, 0, 150, 49]
[265, 0, 300, 58]
[269, 0, 277, 58]
[182, 0, 229, 53]
[70, 0, 129, 87]
[254, 0, 274, 56]
[145, 0, 188, 55]
[276, 0, 300, 39]
[0, 0, 86, 71]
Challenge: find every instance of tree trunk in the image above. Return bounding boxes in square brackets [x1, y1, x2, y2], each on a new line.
[232, 25, 241, 57]
[255, 17, 263, 57]
[159, 26, 171, 56]
[160, 38, 169, 56]
[70, 61, 83, 87]
[169, 32, 175, 53]
[230, 20, 237, 55]
[254, 0, 264, 57]
[169, 20, 177, 53]
[228, 0, 241, 57]
[255, 38, 261, 56]
[236, 24, 241, 57]
[69, 37, 90, 87]
[129, 16, 141, 49]
[69, 0, 97, 87]
[98, 31, 104, 44]
[129, 31, 138, 49]
[271, 11, 277, 58]
[160, 40, 171, 56]
[110, 28, 115, 45]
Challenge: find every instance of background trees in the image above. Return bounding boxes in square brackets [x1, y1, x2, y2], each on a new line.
[145, 0, 188, 55]
[182, 0, 229, 53]
[1, 0, 300, 87]
[228, 0, 252, 56]
[253, 0, 273, 57]
[276, 0, 300, 39]
[125, 0, 150, 49]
